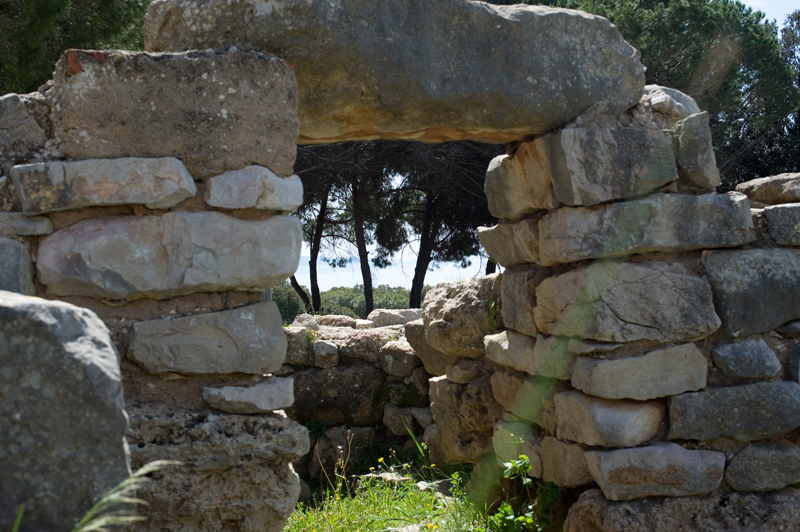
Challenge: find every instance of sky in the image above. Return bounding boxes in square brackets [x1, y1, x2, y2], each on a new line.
[293, 0, 798, 293]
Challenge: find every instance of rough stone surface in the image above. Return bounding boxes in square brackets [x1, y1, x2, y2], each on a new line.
[485, 330, 574, 379]
[535, 261, 720, 343]
[764, 203, 800, 246]
[423, 274, 501, 359]
[530, 335, 585, 380]
[485, 146, 560, 219]
[711, 339, 781, 381]
[538, 127, 677, 207]
[128, 302, 286, 375]
[203, 377, 294, 413]
[355, 319, 374, 329]
[145, 0, 645, 144]
[703, 248, 800, 337]
[0, 212, 53, 236]
[492, 420, 543, 478]
[584, 443, 724, 500]
[555, 391, 664, 447]
[50, 49, 298, 179]
[563, 488, 800, 532]
[477, 220, 539, 267]
[572, 344, 708, 400]
[500, 266, 551, 338]
[316, 314, 357, 328]
[383, 404, 416, 437]
[10, 157, 197, 214]
[38, 212, 302, 300]
[668, 381, 800, 441]
[490, 369, 559, 433]
[380, 340, 421, 377]
[643, 85, 701, 124]
[0, 92, 49, 160]
[206, 166, 302, 212]
[336, 328, 397, 362]
[128, 404, 308, 532]
[541, 436, 593, 488]
[778, 320, 800, 337]
[291, 314, 319, 331]
[284, 326, 312, 366]
[673, 112, 720, 190]
[0, 238, 35, 295]
[736, 173, 800, 206]
[0, 292, 130, 532]
[445, 358, 490, 384]
[308, 426, 375, 479]
[368, 308, 423, 327]
[412, 407, 433, 429]
[725, 443, 800, 492]
[538, 193, 754, 266]
[405, 318, 455, 375]
[313, 340, 339, 369]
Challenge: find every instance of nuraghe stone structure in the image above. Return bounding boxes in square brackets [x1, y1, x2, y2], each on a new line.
[3, 1, 800, 530]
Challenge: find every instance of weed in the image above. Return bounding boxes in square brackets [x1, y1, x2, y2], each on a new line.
[487, 300, 498, 330]
[306, 419, 328, 445]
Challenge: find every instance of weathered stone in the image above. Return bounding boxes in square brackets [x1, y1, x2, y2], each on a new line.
[725, 443, 800, 492]
[129, 302, 286, 375]
[411, 407, 433, 429]
[128, 404, 308, 532]
[10, 157, 197, 214]
[538, 193, 753, 266]
[672, 112, 720, 190]
[555, 391, 664, 448]
[337, 328, 397, 362]
[446, 358, 490, 384]
[584, 443, 724, 501]
[492, 420, 543, 478]
[0, 212, 53, 236]
[145, 0, 645, 144]
[291, 314, 319, 331]
[379, 340, 420, 377]
[668, 381, 800, 441]
[535, 261, 720, 343]
[423, 274, 501, 359]
[530, 335, 580, 380]
[203, 377, 294, 413]
[368, 308, 423, 327]
[205, 166, 302, 213]
[485, 146, 560, 220]
[0, 292, 129, 532]
[500, 266, 551, 338]
[778, 320, 800, 337]
[50, 49, 297, 179]
[711, 339, 781, 381]
[404, 318, 454, 376]
[289, 364, 386, 425]
[485, 330, 574, 380]
[383, 404, 416, 437]
[490, 369, 559, 433]
[764, 203, 800, 245]
[703, 248, 800, 337]
[736, 173, 800, 206]
[316, 314, 357, 328]
[355, 319, 374, 329]
[313, 340, 339, 369]
[459, 375, 504, 434]
[477, 220, 539, 267]
[308, 426, 375, 479]
[0, 238, 35, 295]
[643, 85, 701, 124]
[38, 212, 301, 300]
[284, 327, 312, 366]
[0, 93, 49, 160]
[564, 488, 800, 532]
[572, 344, 708, 400]
[541, 436, 593, 488]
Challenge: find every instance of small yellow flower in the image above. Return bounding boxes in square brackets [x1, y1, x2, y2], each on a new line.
[392, 449, 396, 454]
[369, 467, 375, 471]
[430, 464, 436, 467]
[427, 524, 433, 529]
[378, 457, 384, 463]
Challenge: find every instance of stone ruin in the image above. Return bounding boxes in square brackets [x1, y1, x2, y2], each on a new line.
[3, 0, 800, 530]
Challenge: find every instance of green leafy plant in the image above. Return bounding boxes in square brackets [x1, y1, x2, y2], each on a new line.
[306, 419, 328, 445]
[11, 504, 24, 532]
[487, 300, 498, 330]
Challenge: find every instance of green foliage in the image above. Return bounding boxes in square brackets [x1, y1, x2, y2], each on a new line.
[488, 300, 498, 330]
[0, 0, 150, 94]
[11, 504, 24, 532]
[318, 284, 415, 319]
[272, 280, 311, 323]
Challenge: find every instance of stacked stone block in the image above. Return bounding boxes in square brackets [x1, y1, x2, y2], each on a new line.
[0, 48, 308, 532]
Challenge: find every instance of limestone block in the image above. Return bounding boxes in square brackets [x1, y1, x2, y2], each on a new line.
[668, 382, 800, 441]
[38, 212, 302, 300]
[703, 248, 800, 337]
[571, 344, 708, 400]
[367, 308, 423, 327]
[145, 0, 645, 144]
[205, 166, 302, 213]
[317, 314, 357, 328]
[128, 404, 308, 532]
[10, 157, 197, 214]
[423, 274, 501, 359]
[530, 335, 583, 380]
[411, 407, 433, 429]
[485, 147, 560, 220]
[541, 436, 593, 488]
[778, 320, 800, 337]
[725, 443, 800, 492]
[0, 238, 35, 295]
[289, 365, 386, 425]
[445, 358, 490, 384]
[313, 340, 339, 369]
[736, 173, 800, 205]
[500, 266, 551, 338]
[129, 302, 286, 375]
[584, 443, 724, 501]
[355, 319, 374, 329]
[380, 340, 420, 377]
[284, 326, 312, 366]
[337, 328, 397, 362]
[643, 85, 701, 123]
[555, 391, 664, 448]
[493, 419, 543, 478]
[405, 318, 455, 375]
[711, 339, 781, 381]
[291, 314, 319, 330]
[0, 212, 53, 236]
[673, 112, 720, 190]
[535, 261, 720, 343]
[538, 193, 754, 266]
[203, 377, 295, 413]
[490, 369, 559, 433]
[0, 92, 49, 160]
[485, 330, 575, 380]
[477, 220, 539, 267]
[50, 49, 298, 179]
[764, 203, 800, 245]
[0, 292, 129, 532]
[383, 404, 415, 437]
[459, 375, 504, 434]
